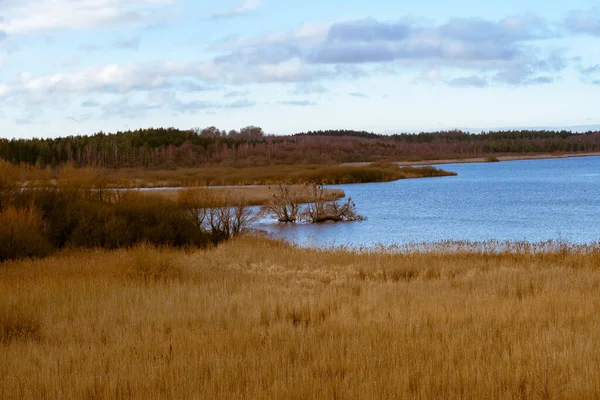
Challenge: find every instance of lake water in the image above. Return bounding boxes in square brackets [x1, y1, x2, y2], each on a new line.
[257, 156, 600, 247]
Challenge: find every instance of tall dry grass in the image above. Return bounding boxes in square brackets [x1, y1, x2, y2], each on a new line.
[9, 162, 455, 189]
[161, 185, 345, 206]
[2, 236, 600, 398]
[82, 163, 456, 187]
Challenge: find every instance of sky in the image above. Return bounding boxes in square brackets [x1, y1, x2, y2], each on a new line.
[0, 0, 599, 138]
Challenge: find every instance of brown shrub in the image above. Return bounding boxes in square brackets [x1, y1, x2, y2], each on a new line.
[0, 206, 54, 262]
[0, 160, 21, 207]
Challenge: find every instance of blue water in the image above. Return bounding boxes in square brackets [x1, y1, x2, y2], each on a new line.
[258, 156, 600, 247]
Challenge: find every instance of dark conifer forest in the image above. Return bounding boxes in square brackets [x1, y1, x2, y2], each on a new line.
[2, 126, 599, 168]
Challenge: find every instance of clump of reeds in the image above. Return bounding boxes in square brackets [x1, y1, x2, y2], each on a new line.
[126, 245, 184, 283]
[0, 305, 42, 345]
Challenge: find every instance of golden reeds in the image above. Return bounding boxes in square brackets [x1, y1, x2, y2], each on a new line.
[15, 162, 455, 189]
[1, 236, 600, 398]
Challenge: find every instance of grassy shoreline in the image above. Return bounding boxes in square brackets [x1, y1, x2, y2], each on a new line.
[14, 163, 456, 189]
[2, 235, 600, 398]
[150, 185, 346, 206]
[103, 163, 456, 188]
[343, 151, 600, 168]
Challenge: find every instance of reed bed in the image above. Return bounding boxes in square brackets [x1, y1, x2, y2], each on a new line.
[335, 238, 599, 255]
[152, 185, 345, 206]
[14, 162, 455, 188]
[2, 235, 600, 399]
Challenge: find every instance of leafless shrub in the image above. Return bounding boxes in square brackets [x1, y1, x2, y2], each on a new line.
[262, 183, 301, 222]
[302, 184, 364, 223]
[206, 203, 254, 243]
[177, 188, 213, 228]
[263, 183, 364, 224]
[178, 188, 255, 243]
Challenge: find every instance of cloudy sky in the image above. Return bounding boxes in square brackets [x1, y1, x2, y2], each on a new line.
[1, 0, 599, 138]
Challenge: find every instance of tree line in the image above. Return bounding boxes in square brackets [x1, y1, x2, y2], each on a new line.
[2, 127, 600, 168]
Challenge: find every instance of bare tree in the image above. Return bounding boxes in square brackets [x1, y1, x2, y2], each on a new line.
[302, 184, 363, 223]
[177, 188, 210, 228]
[178, 188, 255, 243]
[205, 202, 254, 243]
[263, 183, 364, 224]
[263, 183, 301, 222]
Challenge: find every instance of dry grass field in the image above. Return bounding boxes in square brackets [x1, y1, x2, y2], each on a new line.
[15, 162, 455, 188]
[101, 163, 455, 187]
[2, 236, 600, 399]
[151, 185, 345, 206]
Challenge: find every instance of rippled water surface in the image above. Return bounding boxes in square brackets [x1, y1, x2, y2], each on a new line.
[257, 156, 600, 247]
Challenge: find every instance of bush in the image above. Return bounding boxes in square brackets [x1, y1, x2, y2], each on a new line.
[0, 206, 54, 262]
[11, 189, 211, 250]
[6, 176, 252, 255]
[0, 160, 20, 208]
[101, 194, 210, 248]
[14, 188, 77, 248]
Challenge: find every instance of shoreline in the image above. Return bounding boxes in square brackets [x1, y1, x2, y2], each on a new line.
[342, 152, 600, 168]
[397, 152, 600, 167]
[145, 185, 346, 206]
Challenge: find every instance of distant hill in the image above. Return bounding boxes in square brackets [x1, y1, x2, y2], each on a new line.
[380, 124, 600, 135]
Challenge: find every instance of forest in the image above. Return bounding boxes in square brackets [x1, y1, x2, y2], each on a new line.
[2, 127, 599, 168]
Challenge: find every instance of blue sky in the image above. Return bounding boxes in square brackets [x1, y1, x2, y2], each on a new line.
[0, 0, 599, 138]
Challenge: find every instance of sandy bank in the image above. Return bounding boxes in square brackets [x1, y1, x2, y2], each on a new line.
[343, 152, 600, 168]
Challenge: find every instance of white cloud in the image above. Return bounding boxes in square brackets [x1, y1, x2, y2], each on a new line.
[0, 83, 9, 96]
[0, 63, 192, 102]
[565, 8, 600, 36]
[0, 58, 333, 104]
[67, 92, 258, 121]
[211, 0, 262, 19]
[114, 37, 141, 50]
[213, 15, 567, 87]
[413, 67, 441, 84]
[213, 22, 331, 51]
[18, 64, 170, 94]
[236, 59, 332, 83]
[0, 0, 174, 34]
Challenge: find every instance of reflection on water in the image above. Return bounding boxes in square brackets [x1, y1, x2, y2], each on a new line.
[256, 156, 600, 247]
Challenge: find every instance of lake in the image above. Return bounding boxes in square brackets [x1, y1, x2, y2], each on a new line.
[257, 156, 600, 247]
